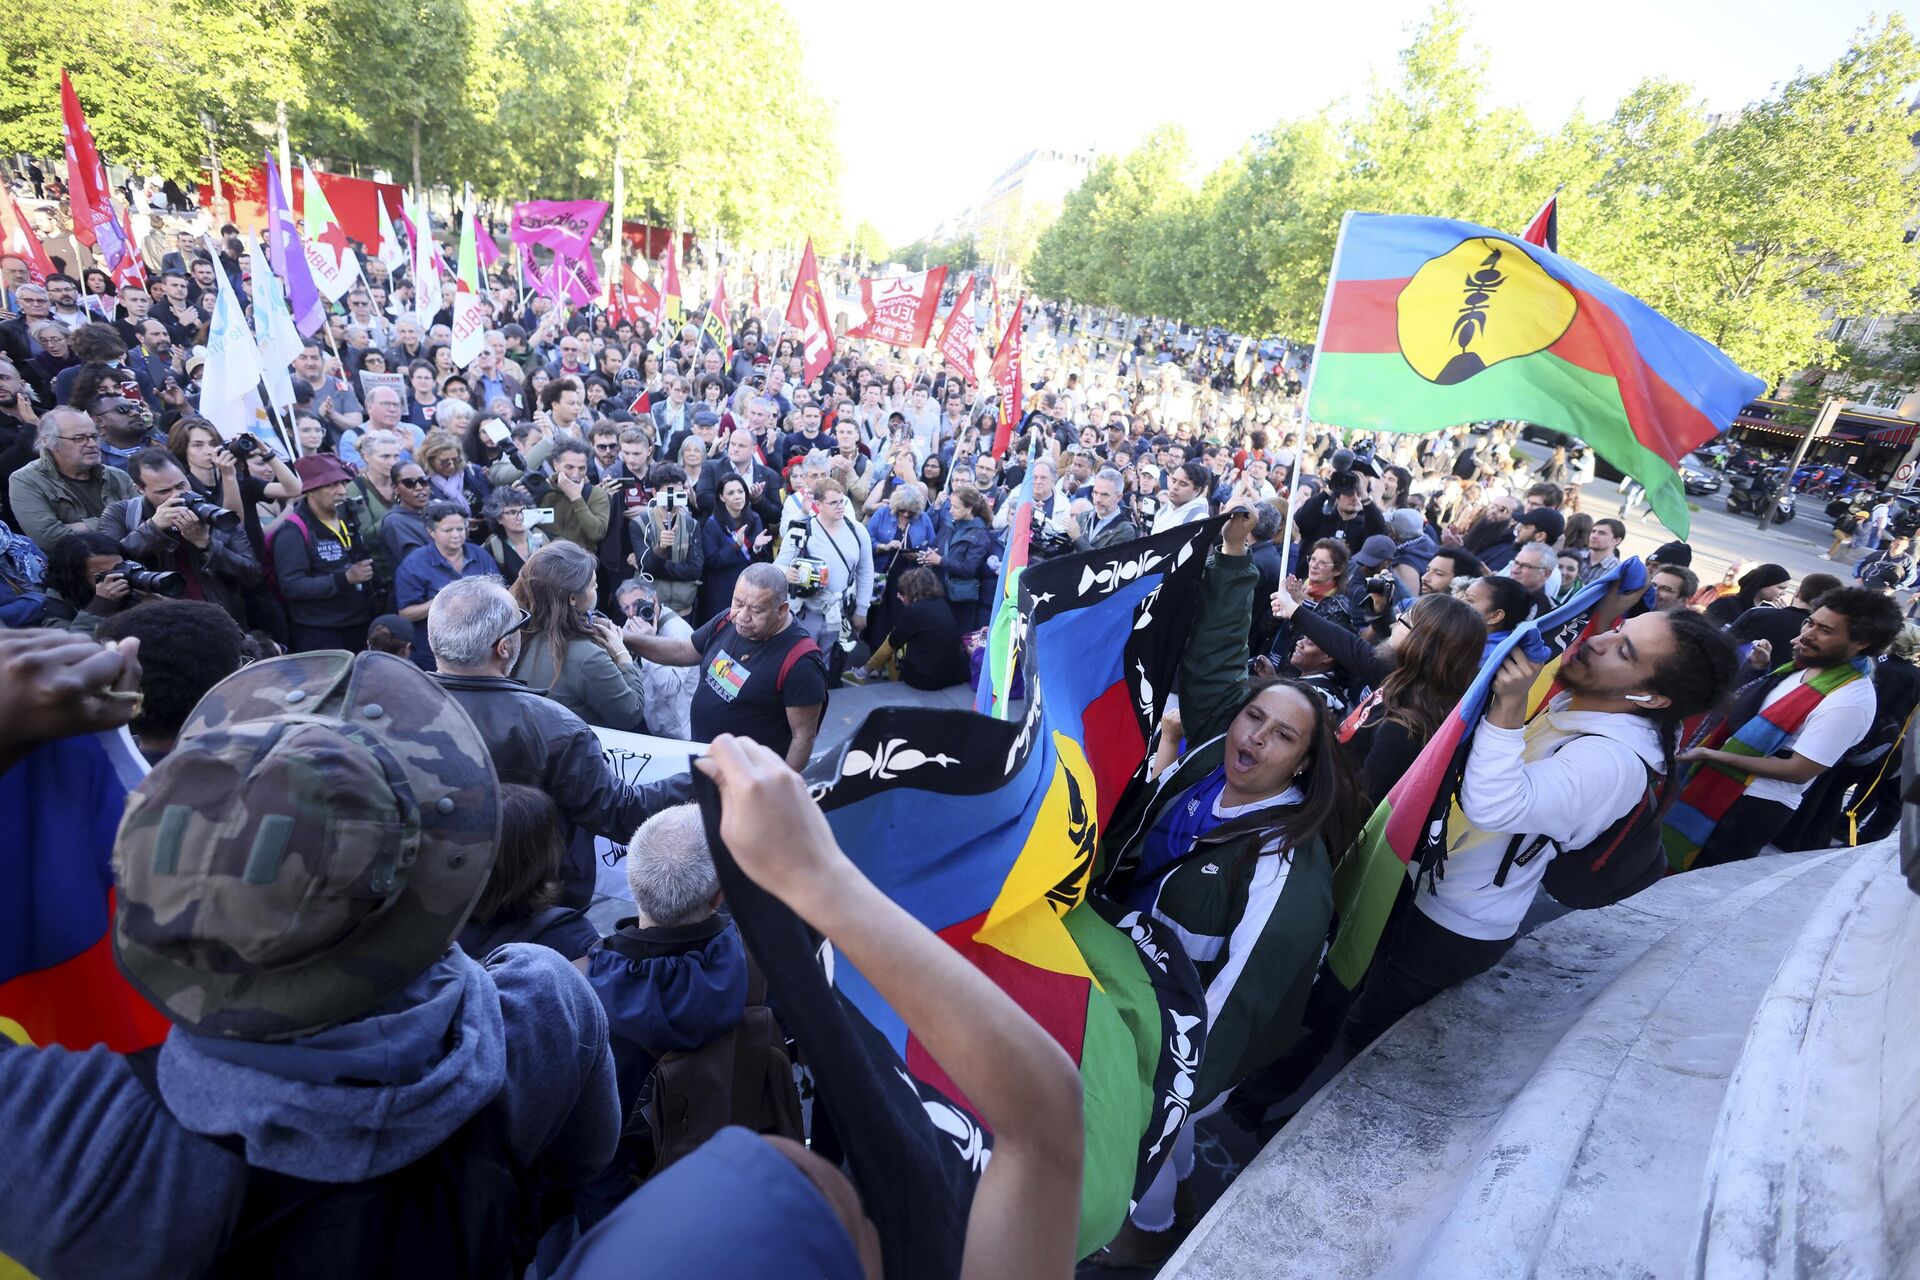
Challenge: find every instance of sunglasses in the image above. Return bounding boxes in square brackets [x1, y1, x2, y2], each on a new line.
[490, 607, 534, 649]
[397, 476, 431, 488]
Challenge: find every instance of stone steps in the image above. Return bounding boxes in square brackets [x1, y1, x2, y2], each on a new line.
[1160, 846, 1884, 1279]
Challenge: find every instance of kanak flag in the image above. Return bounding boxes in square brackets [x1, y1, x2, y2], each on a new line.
[990, 292, 1026, 458]
[847, 265, 947, 349]
[784, 238, 835, 381]
[1521, 191, 1559, 255]
[58, 70, 134, 277]
[0, 184, 55, 285]
[935, 272, 980, 380]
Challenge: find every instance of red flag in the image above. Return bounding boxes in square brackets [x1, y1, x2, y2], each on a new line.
[1521, 192, 1559, 255]
[110, 207, 146, 291]
[847, 265, 948, 349]
[58, 70, 132, 277]
[610, 259, 660, 328]
[751, 273, 763, 311]
[784, 238, 835, 382]
[0, 185, 55, 285]
[990, 293, 1026, 457]
[934, 273, 980, 380]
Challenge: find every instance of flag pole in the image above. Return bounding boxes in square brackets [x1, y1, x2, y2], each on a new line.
[1277, 210, 1353, 582]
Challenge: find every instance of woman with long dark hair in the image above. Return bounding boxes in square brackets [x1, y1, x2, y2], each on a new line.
[508, 540, 648, 731]
[1094, 507, 1371, 1267]
[697, 473, 770, 622]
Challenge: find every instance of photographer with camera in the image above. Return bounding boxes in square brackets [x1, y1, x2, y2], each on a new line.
[40, 530, 171, 633]
[613, 576, 698, 739]
[101, 448, 260, 629]
[629, 463, 706, 621]
[776, 477, 873, 679]
[268, 455, 377, 652]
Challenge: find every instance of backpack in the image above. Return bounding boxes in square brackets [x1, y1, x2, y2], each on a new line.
[262, 507, 315, 603]
[1491, 737, 1667, 911]
[123, 1047, 552, 1280]
[624, 956, 804, 1182]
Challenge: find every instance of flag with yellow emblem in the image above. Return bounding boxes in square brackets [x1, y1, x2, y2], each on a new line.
[704, 518, 1219, 1267]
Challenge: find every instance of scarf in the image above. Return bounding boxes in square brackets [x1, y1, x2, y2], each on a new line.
[1662, 658, 1872, 870]
[0, 518, 47, 588]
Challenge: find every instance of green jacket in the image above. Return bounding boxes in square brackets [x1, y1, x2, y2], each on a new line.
[1103, 549, 1334, 1107]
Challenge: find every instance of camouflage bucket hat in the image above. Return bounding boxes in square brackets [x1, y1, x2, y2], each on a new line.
[113, 650, 501, 1042]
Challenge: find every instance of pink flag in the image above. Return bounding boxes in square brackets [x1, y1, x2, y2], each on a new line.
[847, 266, 948, 349]
[935, 274, 980, 380]
[508, 199, 610, 261]
[472, 208, 501, 269]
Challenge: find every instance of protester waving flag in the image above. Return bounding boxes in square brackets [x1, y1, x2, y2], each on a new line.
[1325, 557, 1647, 991]
[703, 517, 1217, 1270]
[201, 233, 266, 443]
[1307, 212, 1764, 535]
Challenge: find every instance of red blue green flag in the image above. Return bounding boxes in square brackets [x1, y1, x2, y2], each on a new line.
[1308, 213, 1765, 536]
[974, 439, 1038, 719]
[1327, 557, 1648, 990]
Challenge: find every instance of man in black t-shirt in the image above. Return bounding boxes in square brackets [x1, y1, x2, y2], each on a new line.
[621, 561, 827, 768]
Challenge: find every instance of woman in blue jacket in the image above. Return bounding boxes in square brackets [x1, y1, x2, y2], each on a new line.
[925, 485, 993, 632]
[696, 474, 770, 624]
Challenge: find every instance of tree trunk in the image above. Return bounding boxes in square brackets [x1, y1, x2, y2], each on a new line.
[410, 116, 423, 197]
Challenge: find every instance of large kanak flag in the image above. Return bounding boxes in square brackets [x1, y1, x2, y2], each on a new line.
[785, 238, 835, 381]
[847, 266, 948, 349]
[701, 516, 1220, 1272]
[1307, 212, 1763, 535]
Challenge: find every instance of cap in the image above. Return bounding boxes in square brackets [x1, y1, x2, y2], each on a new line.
[1387, 507, 1424, 540]
[293, 454, 354, 491]
[1649, 539, 1693, 568]
[1353, 534, 1397, 569]
[184, 345, 208, 373]
[691, 408, 721, 428]
[1327, 469, 1360, 495]
[369, 614, 416, 643]
[112, 651, 500, 1041]
[1515, 507, 1566, 543]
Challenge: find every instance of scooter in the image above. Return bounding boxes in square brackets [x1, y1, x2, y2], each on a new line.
[1726, 473, 1796, 523]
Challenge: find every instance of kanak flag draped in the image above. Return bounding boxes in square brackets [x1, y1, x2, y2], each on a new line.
[847, 266, 947, 348]
[0, 184, 55, 286]
[301, 161, 362, 300]
[1308, 213, 1763, 536]
[58, 71, 135, 278]
[0, 730, 169, 1053]
[989, 293, 1026, 458]
[935, 273, 980, 380]
[701, 515, 1220, 1268]
[450, 187, 486, 367]
[784, 238, 835, 381]
[1325, 557, 1647, 993]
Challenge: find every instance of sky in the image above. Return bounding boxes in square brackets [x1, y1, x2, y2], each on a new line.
[781, 0, 1901, 245]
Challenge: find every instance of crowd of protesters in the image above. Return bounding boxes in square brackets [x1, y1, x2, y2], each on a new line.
[2, 179, 1915, 1279]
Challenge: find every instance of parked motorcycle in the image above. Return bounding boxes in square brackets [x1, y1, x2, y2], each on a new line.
[1726, 472, 1796, 523]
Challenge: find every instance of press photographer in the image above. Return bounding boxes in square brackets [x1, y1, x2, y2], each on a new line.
[267, 455, 376, 652]
[631, 465, 705, 621]
[101, 448, 260, 628]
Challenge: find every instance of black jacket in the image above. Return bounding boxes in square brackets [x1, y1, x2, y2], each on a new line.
[432, 671, 696, 906]
[268, 499, 376, 632]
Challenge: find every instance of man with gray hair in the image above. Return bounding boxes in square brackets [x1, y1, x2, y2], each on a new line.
[9, 407, 136, 551]
[342, 386, 410, 468]
[1069, 467, 1137, 552]
[573, 803, 751, 1183]
[1506, 541, 1560, 620]
[430, 575, 695, 906]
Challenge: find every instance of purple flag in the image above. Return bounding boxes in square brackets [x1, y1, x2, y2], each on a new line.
[509, 199, 609, 261]
[265, 154, 325, 336]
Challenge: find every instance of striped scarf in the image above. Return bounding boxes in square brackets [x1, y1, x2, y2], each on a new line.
[1662, 658, 1872, 871]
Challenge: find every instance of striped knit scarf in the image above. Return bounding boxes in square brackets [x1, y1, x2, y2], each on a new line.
[1662, 658, 1872, 871]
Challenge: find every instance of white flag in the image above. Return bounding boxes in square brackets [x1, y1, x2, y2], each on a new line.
[450, 185, 485, 367]
[413, 190, 444, 328]
[375, 192, 409, 277]
[201, 235, 265, 441]
[246, 234, 301, 413]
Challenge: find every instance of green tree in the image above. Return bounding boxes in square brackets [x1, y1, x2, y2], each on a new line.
[848, 219, 890, 264]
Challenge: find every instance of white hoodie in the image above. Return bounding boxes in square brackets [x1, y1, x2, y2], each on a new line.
[1413, 693, 1663, 941]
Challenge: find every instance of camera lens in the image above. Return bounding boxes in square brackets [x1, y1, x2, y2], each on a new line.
[188, 500, 240, 529]
[117, 563, 187, 597]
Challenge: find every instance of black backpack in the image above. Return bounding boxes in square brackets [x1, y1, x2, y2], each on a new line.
[620, 955, 804, 1183]
[1491, 738, 1667, 911]
[123, 1047, 553, 1280]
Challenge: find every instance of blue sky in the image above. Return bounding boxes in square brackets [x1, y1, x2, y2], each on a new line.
[783, 0, 1901, 243]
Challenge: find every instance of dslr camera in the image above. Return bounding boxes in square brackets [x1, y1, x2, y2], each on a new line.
[171, 495, 240, 530]
[109, 561, 186, 597]
[225, 433, 263, 461]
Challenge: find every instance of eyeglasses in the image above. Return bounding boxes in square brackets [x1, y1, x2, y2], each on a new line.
[396, 476, 431, 488]
[58, 432, 101, 444]
[490, 607, 534, 649]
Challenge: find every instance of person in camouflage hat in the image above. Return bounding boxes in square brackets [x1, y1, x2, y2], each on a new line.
[0, 649, 621, 1279]
[113, 648, 502, 1039]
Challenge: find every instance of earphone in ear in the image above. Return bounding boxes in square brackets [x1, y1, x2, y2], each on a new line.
[1623, 693, 1657, 704]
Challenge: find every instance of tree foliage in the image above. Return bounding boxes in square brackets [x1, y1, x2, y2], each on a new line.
[0, 0, 840, 245]
[1026, 2, 1920, 387]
